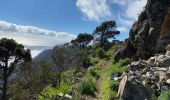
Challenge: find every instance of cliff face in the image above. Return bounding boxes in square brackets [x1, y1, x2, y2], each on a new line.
[119, 0, 170, 60]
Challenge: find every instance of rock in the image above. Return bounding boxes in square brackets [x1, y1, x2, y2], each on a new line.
[165, 44, 170, 51]
[122, 80, 153, 100]
[156, 55, 170, 67]
[166, 51, 170, 56]
[118, 0, 170, 60]
[160, 73, 167, 81]
[117, 75, 128, 98]
[147, 57, 156, 65]
[166, 79, 170, 84]
[154, 67, 167, 71]
[55, 93, 72, 100]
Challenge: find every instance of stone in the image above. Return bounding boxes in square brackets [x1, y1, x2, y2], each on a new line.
[166, 51, 170, 56]
[122, 81, 153, 100]
[55, 93, 72, 100]
[156, 55, 170, 67]
[166, 44, 170, 51]
[117, 75, 128, 98]
[147, 57, 156, 65]
[166, 79, 170, 84]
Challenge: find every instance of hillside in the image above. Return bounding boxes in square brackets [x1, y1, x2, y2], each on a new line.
[33, 49, 53, 61]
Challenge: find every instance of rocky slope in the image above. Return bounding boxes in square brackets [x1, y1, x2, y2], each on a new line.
[116, 0, 170, 60]
[114, 45, 170, 99]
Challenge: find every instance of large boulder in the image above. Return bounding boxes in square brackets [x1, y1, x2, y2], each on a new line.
[118, 0, 170, 60]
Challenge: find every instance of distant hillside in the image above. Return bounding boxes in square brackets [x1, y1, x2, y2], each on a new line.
[33, 49, 53, 61]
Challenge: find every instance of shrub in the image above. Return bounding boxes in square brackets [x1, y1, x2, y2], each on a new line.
[158, 90, 170, 100]
[96, 48, 107, 59]
[80, 75, 96, 95]
[88, 67, 100, 79]
[75, 72, 83, 77]
[82, 57, 92, 68]
[38, 82, 71, 100]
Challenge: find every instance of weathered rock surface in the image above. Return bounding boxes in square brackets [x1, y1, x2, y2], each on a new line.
[116, 48, 170, 99]
[116, 0, 170, 60]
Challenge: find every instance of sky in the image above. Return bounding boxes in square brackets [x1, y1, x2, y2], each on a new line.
[0, 0, 147, 57]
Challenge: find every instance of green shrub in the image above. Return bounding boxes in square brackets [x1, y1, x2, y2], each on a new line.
[75, 72, 83, 77]
[88, 67, 100, 79]
[38, 82, 71, 100]
[80, 75, 96, 95]
[158, 90, 170, 100]
[96, 48, 107, 59]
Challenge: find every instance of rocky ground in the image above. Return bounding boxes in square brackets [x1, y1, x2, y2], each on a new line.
[113, 45, 170, 99]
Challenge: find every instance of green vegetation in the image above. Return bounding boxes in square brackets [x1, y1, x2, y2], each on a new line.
[96, 48, 107, 59]
[80, 75, 96, 95]
[158, 90, 170, 100]
[100, 58, 130, 100]
[38, 82, 71, 100]
[1, 20, 126, 100]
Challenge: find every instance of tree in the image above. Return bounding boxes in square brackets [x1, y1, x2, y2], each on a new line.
[71, 33, 94, 49]
[0, 38, 31, 100]
[52, 45, 76, 87]
[93, 20, 120, 48]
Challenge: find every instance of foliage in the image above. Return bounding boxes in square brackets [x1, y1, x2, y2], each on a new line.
[80, 75, 96, 95]
[74, 72, 83, 78]
[38, 82, 71, 100]
[106, 44, 122, 57]
[108, 58, 130, 76]
[100, 58, 130, 100]
[9, 61, 56, 100]
[0, 38, 31, 100]
[96, 48, 107, 59]
[71, 33, 94, 49]
[93, 20, 120, 48]
[88, 67, 100, 79]
[158, 90, 170, 100]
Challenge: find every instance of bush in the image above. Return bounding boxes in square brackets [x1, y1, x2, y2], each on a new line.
[82, 57, 92, 68]
[88, 67, 100, 79]
[38, 82, 71, 100]
[158, 90, 170, 100]
[80, 75, 96, 95]
[75, 72, 83, 77]
[109, 59, 129, 76]
[96, 48, 107, 59]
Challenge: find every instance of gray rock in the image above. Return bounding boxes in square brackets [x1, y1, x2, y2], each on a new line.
[166, 79, 170, 84]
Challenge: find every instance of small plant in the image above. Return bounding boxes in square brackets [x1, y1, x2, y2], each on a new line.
[158, 90, 170, 100]
[88, 67, 100, 79]
[80, 75, 96, 95]
[38, 82, 71, 100]
[96, 48, 107, 59]
[75, 72, 83, 77]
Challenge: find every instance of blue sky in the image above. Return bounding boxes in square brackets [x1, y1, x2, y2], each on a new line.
[0, 0, 147, 57]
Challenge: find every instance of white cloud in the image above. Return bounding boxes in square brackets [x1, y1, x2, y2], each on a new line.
[0, 20, 76, 57]
[117, 26, 128, 33]
[76, 0, 112, 21]
[0, 20, 75, 38]
[126, 0, 147, 20]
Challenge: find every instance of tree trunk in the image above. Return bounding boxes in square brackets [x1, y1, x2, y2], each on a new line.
[2, 66, 7, 100]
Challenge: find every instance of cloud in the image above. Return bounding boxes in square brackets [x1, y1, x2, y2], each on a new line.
[117, 26, 129, 33]
[125, 0, 147, 20]
[0, 20, 76, 46]
[76, 0, 112, 21]
[0, 20, 75, 38]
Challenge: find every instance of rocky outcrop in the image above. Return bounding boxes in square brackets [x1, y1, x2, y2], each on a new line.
[117, 0, 170, 60]
[115, 45, 170, 99]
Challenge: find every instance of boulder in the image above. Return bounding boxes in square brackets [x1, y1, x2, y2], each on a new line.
[165, 44, 170, 51]
[156, 55, 170, 67]
[118, 75, 153, 100]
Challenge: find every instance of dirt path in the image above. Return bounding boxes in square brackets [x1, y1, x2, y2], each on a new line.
[95, 59, 113, 100]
